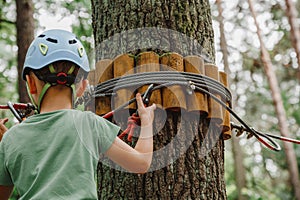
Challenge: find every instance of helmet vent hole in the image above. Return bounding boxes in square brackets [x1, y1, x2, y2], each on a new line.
[38, 34, 46, 38]
[46, 38, 58, 43]
[69, 39, 77, 44]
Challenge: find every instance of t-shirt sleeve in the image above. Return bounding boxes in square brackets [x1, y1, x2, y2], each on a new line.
[74, 111, 120, 158]
[0, 140, 13, 185]
[92, 114, 120, 153]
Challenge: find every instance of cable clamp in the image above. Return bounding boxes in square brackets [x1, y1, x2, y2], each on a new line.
[187, 81, 196, 95]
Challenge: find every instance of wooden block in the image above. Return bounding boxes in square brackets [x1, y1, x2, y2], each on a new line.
[113, 54, 135, 110]
[160, 53, 186, 111]
[205, 63, 223, 124]
[184, 55, 205, 74]
[136, 52, 162, 108]
[97, 59, 114, 83]
[87, 70, 96, 86]
[136, 51, 160, 72]
[219, 71, 231, 140]
[94, 59, 113, 116]
[184, 56, 208, 115]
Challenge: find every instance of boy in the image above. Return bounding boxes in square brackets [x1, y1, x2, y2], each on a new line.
[0, 29, 156, 199]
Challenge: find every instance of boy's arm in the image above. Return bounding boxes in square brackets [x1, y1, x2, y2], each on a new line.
[0, 118, 13, 199]
[0, 119, 8, 142]
[105, 93, 156, 174]
[0, 185, 13, 200]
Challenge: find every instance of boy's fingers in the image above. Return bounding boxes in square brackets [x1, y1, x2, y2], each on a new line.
[148, 103, 156, 111]
[0, 118, 8, 124]
[136, 93, 145, 109]
[136, 93, 157, 111]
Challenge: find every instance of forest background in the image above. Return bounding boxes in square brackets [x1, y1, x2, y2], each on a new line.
[0, 0, 299, 199]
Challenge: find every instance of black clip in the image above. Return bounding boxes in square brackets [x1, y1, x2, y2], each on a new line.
[142, 84, 154, 106]
[135, 84, 154, 116]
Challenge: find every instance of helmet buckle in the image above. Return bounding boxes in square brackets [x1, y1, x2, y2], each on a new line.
[56, 72, 68, 85]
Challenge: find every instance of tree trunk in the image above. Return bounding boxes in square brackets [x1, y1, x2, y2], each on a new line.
[248, 0, 300, 199]
[92, 0, 227, 199]
[16, 0, 34, 103]
[284, 0, 300, 83]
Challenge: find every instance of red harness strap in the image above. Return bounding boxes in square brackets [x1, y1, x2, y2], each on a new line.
[118, 113, 141, 142]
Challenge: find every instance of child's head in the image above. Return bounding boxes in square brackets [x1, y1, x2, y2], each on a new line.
[22, 29, 90, 112]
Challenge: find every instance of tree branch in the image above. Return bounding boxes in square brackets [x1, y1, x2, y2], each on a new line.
[0, 18, 15, 25]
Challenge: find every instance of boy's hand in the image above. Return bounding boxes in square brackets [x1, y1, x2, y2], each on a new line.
[105, 93, 156, 173]
[136, 93, 156, 127]
[0, 118, 8, 141]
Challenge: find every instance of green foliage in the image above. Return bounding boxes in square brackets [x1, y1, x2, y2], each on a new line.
[67, 1, 94, 68]
[0, 0, 18, 109]
[62, 0, 93, 49]
[0, 1, 19, 198]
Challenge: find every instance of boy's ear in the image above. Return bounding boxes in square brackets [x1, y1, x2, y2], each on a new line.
[76, 79, 89, 97]
[26, 74, 37, 94]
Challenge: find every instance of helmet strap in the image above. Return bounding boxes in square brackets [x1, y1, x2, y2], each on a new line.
[26, 82, 38, 110]
[37, 82, 52, 113]
[33, 64, 77, 113]
[71, 84, 77, 109]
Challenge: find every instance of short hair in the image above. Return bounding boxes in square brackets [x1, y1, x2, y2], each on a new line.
[31, 61, 88, 85]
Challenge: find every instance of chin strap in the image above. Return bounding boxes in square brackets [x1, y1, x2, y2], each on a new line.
[30, 64, 77, 113]
[26, 82, 38, 110]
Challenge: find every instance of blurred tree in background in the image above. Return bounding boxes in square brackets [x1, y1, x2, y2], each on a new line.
[0, 0, 299, 199]
[210, 0, 300, 199]
[0, 0, 18, 127]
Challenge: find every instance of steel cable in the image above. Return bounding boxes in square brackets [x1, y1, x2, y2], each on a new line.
[90, 71, 296, 151]
[0, 71, 298, 151]
[93, 71, 232, 105]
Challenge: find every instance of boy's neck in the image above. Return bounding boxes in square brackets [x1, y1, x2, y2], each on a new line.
[39, 87, 73, 113]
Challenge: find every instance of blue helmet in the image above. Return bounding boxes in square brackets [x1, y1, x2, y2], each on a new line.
[22, 29, 90, 80]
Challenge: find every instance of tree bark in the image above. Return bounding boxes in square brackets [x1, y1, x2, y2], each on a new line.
[16, 0, 34, 103]
[92, 0, 227, 199]
[248, 0, 300, 199]
[92, 0, 215, 61]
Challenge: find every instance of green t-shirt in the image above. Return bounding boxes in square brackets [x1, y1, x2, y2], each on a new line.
[0, 109, 120, 199]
